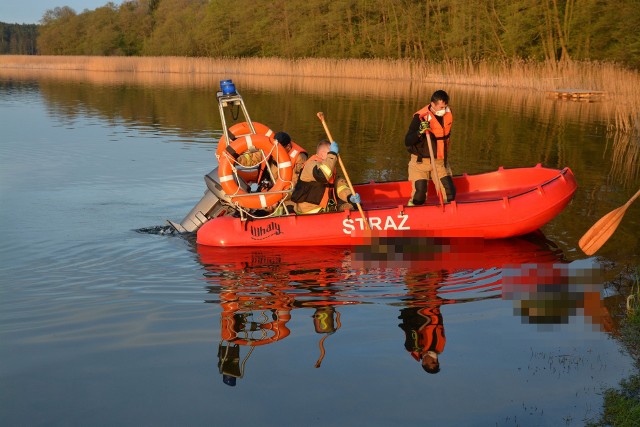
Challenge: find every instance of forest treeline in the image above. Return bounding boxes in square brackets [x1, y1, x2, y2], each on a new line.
[10, 0, 640, 69]
[0, 23, 38, 54]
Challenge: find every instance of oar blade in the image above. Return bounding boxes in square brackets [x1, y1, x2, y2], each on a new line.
[579, 207, 626, 255]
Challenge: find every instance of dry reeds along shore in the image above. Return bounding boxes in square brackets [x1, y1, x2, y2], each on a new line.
[1, 54, 638, 172]
[2, 55, 639, 92]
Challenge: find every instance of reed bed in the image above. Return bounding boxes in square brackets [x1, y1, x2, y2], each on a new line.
[2, 56, 638, 109]
[1, 55, 637, 92]
[627, 270, 639, 314]
[609, 131, 640, 187]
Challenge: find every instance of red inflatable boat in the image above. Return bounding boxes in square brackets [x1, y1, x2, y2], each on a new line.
[195, 164, 577, 247]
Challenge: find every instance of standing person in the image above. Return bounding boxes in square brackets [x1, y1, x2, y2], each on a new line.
[291, 139, 361, 214]
[404, 90, 456, 205]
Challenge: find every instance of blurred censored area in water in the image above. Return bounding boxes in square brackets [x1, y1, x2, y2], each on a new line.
[351, 233, 564, 269]
[502, 261, 606, 331]
[352, 233, 607, 331]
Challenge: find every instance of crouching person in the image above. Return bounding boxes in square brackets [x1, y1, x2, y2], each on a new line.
[291, 139, 361, 214]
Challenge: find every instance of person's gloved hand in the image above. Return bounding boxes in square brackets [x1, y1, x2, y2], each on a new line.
[329, 141, 339, 154]
[419, 120, 430, 135]
[349, 193, 361, 204]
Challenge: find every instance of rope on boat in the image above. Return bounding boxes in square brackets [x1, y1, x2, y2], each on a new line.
[219, 142, 294, 218]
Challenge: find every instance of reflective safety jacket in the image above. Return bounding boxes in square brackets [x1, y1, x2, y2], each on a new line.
[405, 106, 453, 160]
[291, 152, 338, 212]
[288, 142, 308, 189]
[288, 141, 308, 170]
[399, 306, 446, 360]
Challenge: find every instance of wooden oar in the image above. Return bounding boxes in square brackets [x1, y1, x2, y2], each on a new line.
[316, 112, 370, 230]
[579, 188, 640, 255]
[425, 132, 445, 209]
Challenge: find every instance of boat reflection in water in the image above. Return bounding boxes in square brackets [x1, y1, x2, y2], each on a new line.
[197, 231, 610, 385]
[201, 244, 354, 385]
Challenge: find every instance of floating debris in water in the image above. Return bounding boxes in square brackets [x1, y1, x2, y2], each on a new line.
[136, 225, 178, 235]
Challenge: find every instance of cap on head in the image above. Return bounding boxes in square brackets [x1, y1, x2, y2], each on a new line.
[274, 131, 291, 146]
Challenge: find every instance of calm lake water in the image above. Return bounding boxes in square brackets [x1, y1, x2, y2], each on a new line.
[1, 72, 639, 426]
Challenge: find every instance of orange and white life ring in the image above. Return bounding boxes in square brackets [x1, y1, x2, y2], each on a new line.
[220, 289, 293, 347]
[216, 121, 274, 159]
[220, 309, 292, 346]
[218, 134, 293, 209]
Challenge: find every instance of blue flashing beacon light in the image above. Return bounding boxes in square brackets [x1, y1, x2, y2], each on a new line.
[220, 79, 237, 95]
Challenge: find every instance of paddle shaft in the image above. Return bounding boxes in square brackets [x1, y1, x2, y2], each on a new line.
[579, 188, 640, 255]
[425, 132, 445, 208]
[316, 112, 370, 230]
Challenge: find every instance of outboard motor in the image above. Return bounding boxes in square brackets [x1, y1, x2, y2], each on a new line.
[167, 168, 238, 233]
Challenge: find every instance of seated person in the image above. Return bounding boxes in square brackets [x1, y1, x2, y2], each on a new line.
[271, 131, 308, 197]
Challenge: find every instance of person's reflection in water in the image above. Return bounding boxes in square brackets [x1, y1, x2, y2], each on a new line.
[398, 305, 445, 373]
[218, 340, 243, 387]
[398, 271, 447, 374]
[312, 306, 341, 368]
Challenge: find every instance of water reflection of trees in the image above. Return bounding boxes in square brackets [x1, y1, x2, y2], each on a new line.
[608, 129, 640, 188]
[33, 77, 220, 137]
[14, 70, 632, 184]
[197, 234, 614, 385]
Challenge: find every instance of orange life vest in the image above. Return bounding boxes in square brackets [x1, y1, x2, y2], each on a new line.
[408, 307, 446, 360]
[287, 141, 307, 165]
[415, 106, 453, 159]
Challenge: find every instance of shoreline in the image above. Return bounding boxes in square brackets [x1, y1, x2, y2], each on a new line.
[1, 55, 637, 91]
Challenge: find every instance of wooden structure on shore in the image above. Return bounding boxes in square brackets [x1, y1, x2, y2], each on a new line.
[545, 88, 606, 102]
